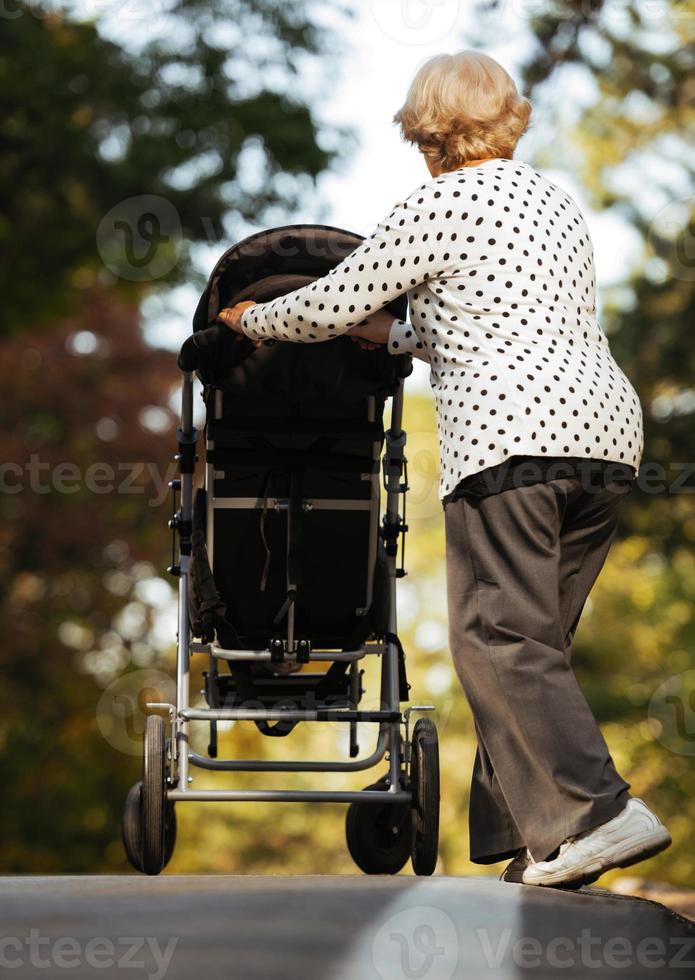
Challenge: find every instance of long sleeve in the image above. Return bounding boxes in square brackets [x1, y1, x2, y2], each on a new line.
[387, 317, 428, 362]
[239, 179, 454, 345]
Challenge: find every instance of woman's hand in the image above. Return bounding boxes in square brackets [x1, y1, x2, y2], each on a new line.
[216, 301, 257, 336]
[347, 308, 397, 349]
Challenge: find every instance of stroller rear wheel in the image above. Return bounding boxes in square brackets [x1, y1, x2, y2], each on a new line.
[409, 718, 440, 876]
[345, 776, 411, 875]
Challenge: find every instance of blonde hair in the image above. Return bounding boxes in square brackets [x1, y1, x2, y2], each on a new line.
[393, 51, 532, 173]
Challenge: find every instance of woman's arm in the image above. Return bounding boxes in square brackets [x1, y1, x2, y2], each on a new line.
[220, 300, 430, 362]
[236, 180, 452, 346]
[386, 318, 428, 361]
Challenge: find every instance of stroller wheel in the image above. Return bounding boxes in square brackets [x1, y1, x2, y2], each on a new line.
[122, 781, 177, 873]
[140, 715, 175, 875]
[409, 718, 440, 876]
[345, 776, 411, 875]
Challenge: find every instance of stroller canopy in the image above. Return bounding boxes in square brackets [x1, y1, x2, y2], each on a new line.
[180, 225, 411, 399]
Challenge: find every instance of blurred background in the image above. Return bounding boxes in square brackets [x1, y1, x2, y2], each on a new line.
[1, 0, 694, 888]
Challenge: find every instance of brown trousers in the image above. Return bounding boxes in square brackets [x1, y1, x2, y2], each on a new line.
[444, 474, 632, 864]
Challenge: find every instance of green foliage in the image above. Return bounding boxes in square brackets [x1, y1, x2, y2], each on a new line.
[0, 1, 347, 334]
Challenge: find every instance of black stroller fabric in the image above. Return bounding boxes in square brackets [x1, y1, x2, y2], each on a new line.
[178, 224, 411, 400]
[191, 224, 407, 333]
[179, 325, 410, 401]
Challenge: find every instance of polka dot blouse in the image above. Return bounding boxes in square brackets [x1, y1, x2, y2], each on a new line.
[240, 158, 644, 500]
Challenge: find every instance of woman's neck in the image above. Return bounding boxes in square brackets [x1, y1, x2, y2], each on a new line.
[428, 156, 501, 178]
[460, 156, 498, 168]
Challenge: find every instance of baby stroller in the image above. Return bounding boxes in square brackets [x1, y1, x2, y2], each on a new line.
[121, 224, 441, 876]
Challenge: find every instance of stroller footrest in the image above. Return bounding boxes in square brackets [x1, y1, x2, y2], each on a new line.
[208, 669, 353, 709]
[182, 707, 401, 723]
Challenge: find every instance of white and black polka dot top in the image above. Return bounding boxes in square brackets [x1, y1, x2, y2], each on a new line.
[241, 158, 644, 500]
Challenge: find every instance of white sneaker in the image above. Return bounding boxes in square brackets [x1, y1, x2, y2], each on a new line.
[522, 798, 672, 888]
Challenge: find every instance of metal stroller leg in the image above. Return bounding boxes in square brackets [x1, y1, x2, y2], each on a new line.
[174, 372, 197, 792]
[382, 383, 407, 796]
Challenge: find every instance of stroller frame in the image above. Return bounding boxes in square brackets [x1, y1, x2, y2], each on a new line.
[122, 223, 440, 875]
[154, 371, 431, 806]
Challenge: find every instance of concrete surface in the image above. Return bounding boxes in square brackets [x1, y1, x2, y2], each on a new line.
[1, 875, 694, 979]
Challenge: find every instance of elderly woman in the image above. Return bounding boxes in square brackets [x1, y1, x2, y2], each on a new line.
[217, 51, 671, 888]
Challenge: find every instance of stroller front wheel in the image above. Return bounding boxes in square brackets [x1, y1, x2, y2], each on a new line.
[122, 780, 177, 874]
[345, 776, 411, 875]
[141, 714, 171, 874]
[121, 715, 177, 875]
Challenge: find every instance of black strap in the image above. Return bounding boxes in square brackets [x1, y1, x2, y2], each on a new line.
[313, 659, 350, 701]
[259, 469, 284, 592]
[272, 593, 295, 627]
[189, 489, 241, 648]
[287, 471, 303, 590]
[384, 632, 410, 703]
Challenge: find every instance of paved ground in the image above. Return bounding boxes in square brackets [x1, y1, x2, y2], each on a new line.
[1, 875, 694, 979]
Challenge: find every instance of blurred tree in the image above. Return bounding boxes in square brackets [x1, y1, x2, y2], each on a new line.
[0, 0, 350, 335]
[0, 291, 179, 869]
